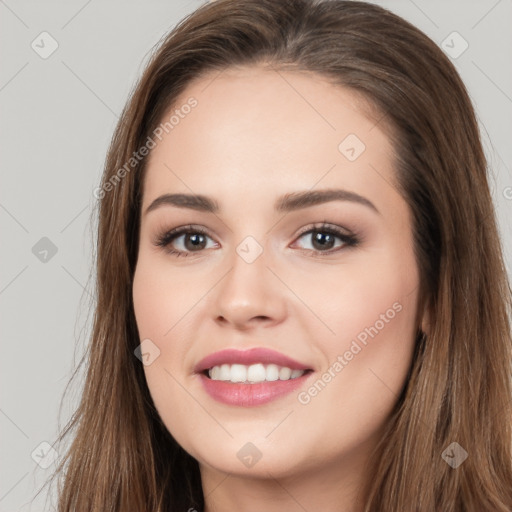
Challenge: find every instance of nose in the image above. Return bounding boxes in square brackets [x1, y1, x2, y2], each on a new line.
[212, 244, 287, 330]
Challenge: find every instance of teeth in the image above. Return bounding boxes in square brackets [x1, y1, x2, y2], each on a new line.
[266, 364, 279, 381]
[208, 363, 306, 383]
[230, 364, 246, 383]
[279, 367, 292, 380]
[247, 363, 266, 382]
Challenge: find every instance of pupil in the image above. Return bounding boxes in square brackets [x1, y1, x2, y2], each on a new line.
[186, 233, 205, 251]
[313, 232, 334, 250]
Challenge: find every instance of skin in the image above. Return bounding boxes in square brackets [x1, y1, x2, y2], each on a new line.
[132, 65, 428, 512]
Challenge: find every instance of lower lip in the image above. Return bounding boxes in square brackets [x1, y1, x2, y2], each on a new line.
[198, 372, 312, 407]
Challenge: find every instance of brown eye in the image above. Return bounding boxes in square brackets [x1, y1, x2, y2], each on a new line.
[182, 232, 208, 251]
[294, 224, 359, 254]
[155, 226, 217, 257]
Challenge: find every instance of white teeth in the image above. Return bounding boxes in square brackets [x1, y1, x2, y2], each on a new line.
[266, 364, 279, 381]
[279, 367, 292, 380]
[210, 366, 220, 380]
[247, 363, 266, 382]
[207, 363, 306, 383]
[230, 364, 247, 383]
[219, 364, 231, 381]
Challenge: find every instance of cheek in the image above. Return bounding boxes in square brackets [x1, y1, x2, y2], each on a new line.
[132, 267, 169, 340]
[132, 260, 184, 386]
[302, 297, 417, 437]
[132, 253, 205, 341]
[132, 262, 197, 437]
[132, 253, 214, 413]
[291, 244, 418, 352]
[296, 250, 419, 427]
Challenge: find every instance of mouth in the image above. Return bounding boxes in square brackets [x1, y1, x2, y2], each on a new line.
[194, 348, 315, 407]
[201, 363, 314, 384]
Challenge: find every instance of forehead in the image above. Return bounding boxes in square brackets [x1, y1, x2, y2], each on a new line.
[142, 66, 398, 211]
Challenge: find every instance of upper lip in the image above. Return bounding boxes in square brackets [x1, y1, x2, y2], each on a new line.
[194, 348, 312, 374]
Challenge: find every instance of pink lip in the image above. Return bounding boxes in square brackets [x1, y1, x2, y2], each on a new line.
[198, 372, 312, 407]
[194, 347, 312, 374]
[194, 348, 314, 407]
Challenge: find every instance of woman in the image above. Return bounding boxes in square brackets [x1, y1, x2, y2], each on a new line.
[46, 0, 512, 510]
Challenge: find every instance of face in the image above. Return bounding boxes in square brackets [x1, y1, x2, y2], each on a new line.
[132, 66, 424, 487]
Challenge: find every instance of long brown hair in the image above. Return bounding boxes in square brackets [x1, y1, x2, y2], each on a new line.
[42, 1, 512, 510]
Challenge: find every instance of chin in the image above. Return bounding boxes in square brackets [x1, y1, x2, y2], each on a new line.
[184, 435, 311, 479]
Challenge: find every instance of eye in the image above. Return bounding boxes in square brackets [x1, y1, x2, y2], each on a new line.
[154, 225, 217, 257]
[154, 222, 359, 258]
[292, 222, 359, 255]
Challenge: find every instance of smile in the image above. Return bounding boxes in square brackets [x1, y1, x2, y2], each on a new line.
[207, 363, 307, 383]
[194, 347, 314, 406]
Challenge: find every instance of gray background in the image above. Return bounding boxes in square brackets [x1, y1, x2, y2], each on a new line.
[1, 0, 511, 510]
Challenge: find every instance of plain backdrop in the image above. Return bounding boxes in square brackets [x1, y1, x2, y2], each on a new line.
[1, 0, 511, 510]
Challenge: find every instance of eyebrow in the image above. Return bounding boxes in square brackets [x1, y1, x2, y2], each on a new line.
[144, 189, 380, 216]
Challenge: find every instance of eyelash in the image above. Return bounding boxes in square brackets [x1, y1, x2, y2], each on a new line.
[154, 222, 359, 258]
